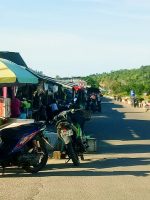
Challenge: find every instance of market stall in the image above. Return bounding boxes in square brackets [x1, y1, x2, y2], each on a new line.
[0, 58, 38, 124]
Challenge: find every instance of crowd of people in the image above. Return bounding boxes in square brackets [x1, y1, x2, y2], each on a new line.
[10, 93, 60, 123]
[10, 87, 103, 123]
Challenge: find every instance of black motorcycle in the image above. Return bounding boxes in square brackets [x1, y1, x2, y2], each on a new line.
[0, 122, 48, 175]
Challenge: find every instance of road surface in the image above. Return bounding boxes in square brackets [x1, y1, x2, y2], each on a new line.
[1, 97, 150, 200]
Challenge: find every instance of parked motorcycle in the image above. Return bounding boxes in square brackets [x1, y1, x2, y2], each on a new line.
[0, 122, 48, 175]
[53, 109, 88, 166]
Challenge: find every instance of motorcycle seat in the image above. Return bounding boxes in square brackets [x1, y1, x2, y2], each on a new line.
[0, 123, 42, 142]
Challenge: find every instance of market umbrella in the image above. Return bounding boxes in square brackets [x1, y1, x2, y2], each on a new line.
[0, 58, 38, 85]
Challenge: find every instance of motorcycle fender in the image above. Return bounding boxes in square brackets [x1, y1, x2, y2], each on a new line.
[61, 135, 71, 144]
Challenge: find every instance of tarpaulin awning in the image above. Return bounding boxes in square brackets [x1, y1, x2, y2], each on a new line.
[0, 58, 38, 84]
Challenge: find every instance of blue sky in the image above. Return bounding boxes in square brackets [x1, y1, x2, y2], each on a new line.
[1, 0, 150, 77]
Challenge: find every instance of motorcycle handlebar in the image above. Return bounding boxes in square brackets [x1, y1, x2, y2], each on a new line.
[58, 108, 83, 116]
[53, 108, 85, 125]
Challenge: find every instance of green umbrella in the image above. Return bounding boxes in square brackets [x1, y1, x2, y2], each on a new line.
[0, 58, 38, 85]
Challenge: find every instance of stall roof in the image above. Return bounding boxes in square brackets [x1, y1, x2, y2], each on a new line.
[0, 51, 27, 67]
[26, 68, 75, 89]
[0, 51, 79, 89]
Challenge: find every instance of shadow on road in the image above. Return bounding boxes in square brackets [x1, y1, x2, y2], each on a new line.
[85, 97, 150, 150]
[1, 156, 150, 177]
[100, 142, 150, 154]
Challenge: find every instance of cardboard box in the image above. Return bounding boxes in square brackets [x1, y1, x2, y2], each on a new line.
[53, 151, 61, 159]
[53, 151, 66, 159]
[0, 98, 11, 118]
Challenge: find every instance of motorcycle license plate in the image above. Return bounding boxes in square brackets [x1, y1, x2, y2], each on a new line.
[60, 129, 73, 137]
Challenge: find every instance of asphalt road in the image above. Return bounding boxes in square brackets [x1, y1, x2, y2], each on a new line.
[1, 97, 150, 200]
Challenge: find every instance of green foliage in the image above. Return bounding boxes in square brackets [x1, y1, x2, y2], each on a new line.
[83, 76, 99, 88]
[83, 66, 150, 97]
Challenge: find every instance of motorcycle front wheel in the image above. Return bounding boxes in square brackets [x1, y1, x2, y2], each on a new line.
[23, 137, 48, 173]
[66, 142, 79, 166]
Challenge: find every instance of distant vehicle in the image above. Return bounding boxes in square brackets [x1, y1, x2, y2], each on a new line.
[87, 87, 100, 95]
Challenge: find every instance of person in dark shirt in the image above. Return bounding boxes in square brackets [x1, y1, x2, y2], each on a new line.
[11, 96, 21, 118]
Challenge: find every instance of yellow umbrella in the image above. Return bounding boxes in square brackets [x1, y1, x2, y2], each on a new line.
[0, 60, 16, 83]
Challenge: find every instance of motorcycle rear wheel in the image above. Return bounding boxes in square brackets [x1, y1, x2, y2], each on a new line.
[23, 138, 48, 173]
[66, 142, 79, 166]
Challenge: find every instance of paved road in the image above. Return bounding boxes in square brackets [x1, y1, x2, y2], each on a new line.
[1, 97, 150, 200]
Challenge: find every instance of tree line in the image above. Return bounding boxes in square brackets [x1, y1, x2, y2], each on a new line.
[83, 65, 150, 99]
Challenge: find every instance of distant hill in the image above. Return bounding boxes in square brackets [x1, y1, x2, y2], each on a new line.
[82, 66, 150, 96]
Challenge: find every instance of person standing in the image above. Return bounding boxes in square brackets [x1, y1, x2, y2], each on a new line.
[97, 93, 102, 112]
[11, 96, 21, 118]
[50, 99, 59, 119]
